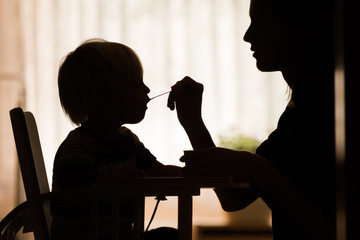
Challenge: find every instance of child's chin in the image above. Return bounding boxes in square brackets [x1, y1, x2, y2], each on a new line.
[129, 114, 146, 124]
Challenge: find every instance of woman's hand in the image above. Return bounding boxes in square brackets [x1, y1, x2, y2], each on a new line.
[168, 76, 215, 149]
[180, 147, 261, 181]
[167, 76, 204, 129]
[180, 147, 262, 210]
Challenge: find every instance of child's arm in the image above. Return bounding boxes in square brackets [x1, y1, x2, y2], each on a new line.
[146, 161, 181, 177]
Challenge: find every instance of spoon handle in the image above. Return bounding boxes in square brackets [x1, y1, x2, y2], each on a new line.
[150, 91, 171, 100]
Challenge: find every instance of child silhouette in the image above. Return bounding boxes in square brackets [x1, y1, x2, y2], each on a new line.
[51, 38, 180, 240]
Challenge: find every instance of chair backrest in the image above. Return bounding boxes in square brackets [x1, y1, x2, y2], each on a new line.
[10, 107, 51, 239]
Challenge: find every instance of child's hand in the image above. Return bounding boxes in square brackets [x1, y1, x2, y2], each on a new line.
[167, 76, 204, 128]
[126, 169, 151, 178]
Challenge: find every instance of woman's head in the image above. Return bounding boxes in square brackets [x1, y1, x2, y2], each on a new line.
[244, 0, 333, 75]
[244, 0, 334, 107]
[58, 39, 145, 125]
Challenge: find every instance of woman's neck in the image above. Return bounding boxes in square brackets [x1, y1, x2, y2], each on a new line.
[281, 69, 297, 89]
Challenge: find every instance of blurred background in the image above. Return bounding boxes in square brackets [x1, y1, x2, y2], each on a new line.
[0, 0, 288, 239]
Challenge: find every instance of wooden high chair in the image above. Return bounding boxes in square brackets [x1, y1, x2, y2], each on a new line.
[2, 107, 207, 240]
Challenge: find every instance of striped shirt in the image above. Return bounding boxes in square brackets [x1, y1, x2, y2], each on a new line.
[51, 125, 157, 239]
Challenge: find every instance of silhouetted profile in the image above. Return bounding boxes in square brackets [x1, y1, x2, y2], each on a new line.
[52, 39, 182, 240]
[168, 0, 335, 239]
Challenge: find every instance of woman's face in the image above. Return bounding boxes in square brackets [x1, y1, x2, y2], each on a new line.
[243, 0, 293, 72]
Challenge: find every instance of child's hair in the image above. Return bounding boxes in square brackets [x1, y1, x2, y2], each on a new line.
[58, 38, 143, 125]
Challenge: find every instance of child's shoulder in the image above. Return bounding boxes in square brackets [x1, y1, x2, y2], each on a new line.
[60, 126, 99, 150]
[118, 126, 140, 143]
[61, 126, 141, 149]
[54, 127, 97, 161]
[67, 126, 94, 141]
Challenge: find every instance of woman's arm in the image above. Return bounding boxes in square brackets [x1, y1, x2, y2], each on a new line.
[167, 76, 215, 149]
[182, 148, 335, 239]
[168, 77, 258, 209]
[214, 187, 259, 211]
[254, 155, 335, 239]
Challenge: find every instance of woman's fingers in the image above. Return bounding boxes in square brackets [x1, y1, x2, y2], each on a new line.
[167, 90, 175, 110]
[180, 148, 253, 179]
[180, 148, 220, 176]
[180, 147, 215, 162]
[167, 76, 203, 110]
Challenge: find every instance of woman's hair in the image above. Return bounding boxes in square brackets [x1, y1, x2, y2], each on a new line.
[269, 0, 334, 107]
[58, 38, 143, 125]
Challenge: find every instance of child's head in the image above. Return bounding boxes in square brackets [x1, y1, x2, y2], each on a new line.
[58, 38, 150, 126]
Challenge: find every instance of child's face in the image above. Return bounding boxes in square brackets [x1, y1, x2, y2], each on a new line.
[112, 75, 151, 125]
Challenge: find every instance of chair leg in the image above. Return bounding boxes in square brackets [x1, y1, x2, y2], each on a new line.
[178, 195, 192, 240]
[133, 196, 145, 240]
[91, 197, 100, 240]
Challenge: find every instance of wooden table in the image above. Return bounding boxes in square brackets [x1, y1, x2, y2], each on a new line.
[107, 177, 250, 240]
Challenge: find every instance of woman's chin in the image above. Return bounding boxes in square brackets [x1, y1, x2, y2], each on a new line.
[256, 62, 277, 72]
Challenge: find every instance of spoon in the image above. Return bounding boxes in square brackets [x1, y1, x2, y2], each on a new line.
[149, 91, 171, 101]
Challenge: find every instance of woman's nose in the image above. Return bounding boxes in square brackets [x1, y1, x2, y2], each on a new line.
[145, 85, 150, 94]
[243, 27, 251, 43]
